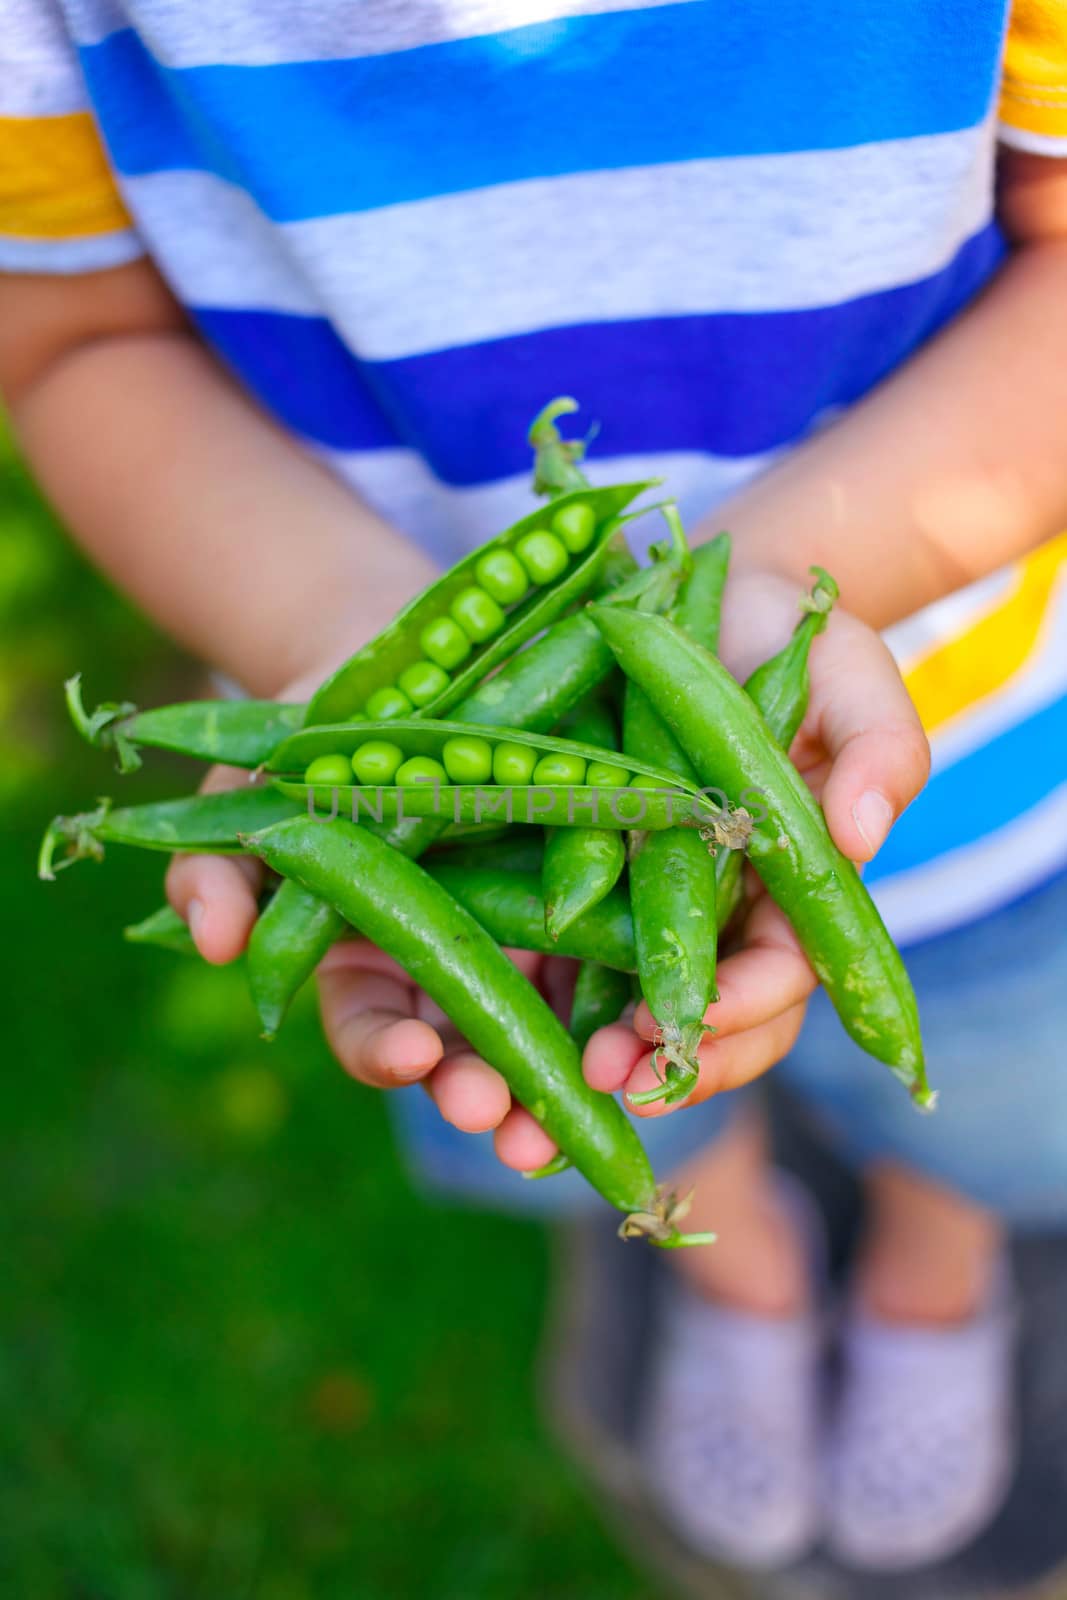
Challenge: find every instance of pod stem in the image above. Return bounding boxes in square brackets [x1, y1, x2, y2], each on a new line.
[527, 396, 594, 499]
[37, 800, 112, 880]
[627, 1021, 710, 1107]
[654, 503, 694, 582]
[799, 565, 839, 627]
[64, 674, 141, 772]
[623, 501, 694, 616]
[618, 1187, 716, 1248]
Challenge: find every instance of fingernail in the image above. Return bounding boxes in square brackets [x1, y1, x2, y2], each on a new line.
[851, 790, 893, 855]
[187, 898, 205, 943]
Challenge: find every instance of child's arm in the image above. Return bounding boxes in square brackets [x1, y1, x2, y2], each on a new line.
[587, 147, 1067, 1118]
[0, 262, 438, 697]
[706, 151, 1067, 626]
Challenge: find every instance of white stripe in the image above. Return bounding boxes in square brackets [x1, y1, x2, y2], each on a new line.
[62, 0, 699, 61]
[314, 443, 778, 566]
[997, 122, 1067, 157]
[121, 122, 995, 361]
[0, 0, 90, 117]
[120, 173, 318, 315]
[0, 230, 144, 273]
[872, 783, 1067, 946]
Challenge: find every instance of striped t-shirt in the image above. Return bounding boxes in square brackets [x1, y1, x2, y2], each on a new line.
[3, 0, 1067, 945]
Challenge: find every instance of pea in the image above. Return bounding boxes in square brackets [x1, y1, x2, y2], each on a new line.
[442, 735, 494, 785]
[450, 586, 506, 643]
[395, 756, 448, 786]
[516, 531, 569, 586]
[533, 752, 587, 786]
[420, 616, 473, 671]
[350, 740, 404, 785]
[630, 771, 674, 789]
[365, 685, 414, 720]
[305, 754, 352, 787]
[305, 753, 352, 805]
[552, 501, 597, 554]
[475, 550, 529, 606]
[586, 760, 631, 788]
[492, 741, 538, 785]
[398, 659, 450, 708]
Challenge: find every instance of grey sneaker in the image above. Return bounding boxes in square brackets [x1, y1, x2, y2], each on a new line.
[824, 1259, 1017, 1571]
[639, 1176, 824, 1569]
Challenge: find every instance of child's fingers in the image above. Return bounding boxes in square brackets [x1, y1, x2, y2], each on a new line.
[427, 1050, 513, 1133]
[318, 937, 415, 983]
[813, 616, 930, 862]
[624, 1000, 809, 1115]
[583, 1020, 648, 1093]
[166, 851, 260, 964]
[164, 762, 263, 963]
[493, 1105, 559, 1172]
[318, 965, 443, 1088]
[633, 894, 815, 1043]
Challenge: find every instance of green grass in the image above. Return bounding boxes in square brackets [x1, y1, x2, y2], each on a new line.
[0, 427, 654, 1599]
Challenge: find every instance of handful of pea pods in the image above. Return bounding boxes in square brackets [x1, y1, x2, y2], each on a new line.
[41, 398, 931, 1247]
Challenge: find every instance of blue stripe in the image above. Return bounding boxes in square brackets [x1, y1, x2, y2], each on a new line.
[189, 308, 397, 453]
[191, 222, 1003, 482]
[867, 693, 1067, 882]
[81, 4, 1007, 218]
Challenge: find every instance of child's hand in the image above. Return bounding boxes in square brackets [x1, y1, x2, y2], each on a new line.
[582, 568, 931, 1118]
[165, 574, 929, 1174]
[163, 666, 575, 1174]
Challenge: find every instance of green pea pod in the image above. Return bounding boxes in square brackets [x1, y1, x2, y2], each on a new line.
[569, 961, 632, 1051]
[64, 676, 306, 773]
[275, 781, 714, 834]
[590, 605, 931, 1107]
[247, 880, 346, 1039]
[716, 566, 840, 929]
[671, 531, 732, 655]
[124, 903, 199, 956]
[542, 693, 625, 939]
[38, 787, 302, 876]
[616, 519, 727, 1105]
[270, 718, 720, 822]
[424, 862, 637, 971]
[743, 567, 838, 750]
[244, 816, 710, 1245]
[623, 677, 718, 1106]
[304, 482, 654, 728]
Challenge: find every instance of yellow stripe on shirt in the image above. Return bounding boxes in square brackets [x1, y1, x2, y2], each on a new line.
[0, 113, 130, 239]
[904, 531, 1067, 735]
[1000, 0, 1067, 140]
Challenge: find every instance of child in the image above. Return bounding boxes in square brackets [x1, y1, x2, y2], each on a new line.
[4, 0, 1067, 1571]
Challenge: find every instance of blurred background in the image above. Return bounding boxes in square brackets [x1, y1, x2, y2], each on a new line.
[0, 418, 654, 1598]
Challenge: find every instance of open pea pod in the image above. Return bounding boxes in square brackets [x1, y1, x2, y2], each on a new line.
[302, 482, 654, 728]
[267, 718, 738, 835]
[274, 782, 716, 832]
